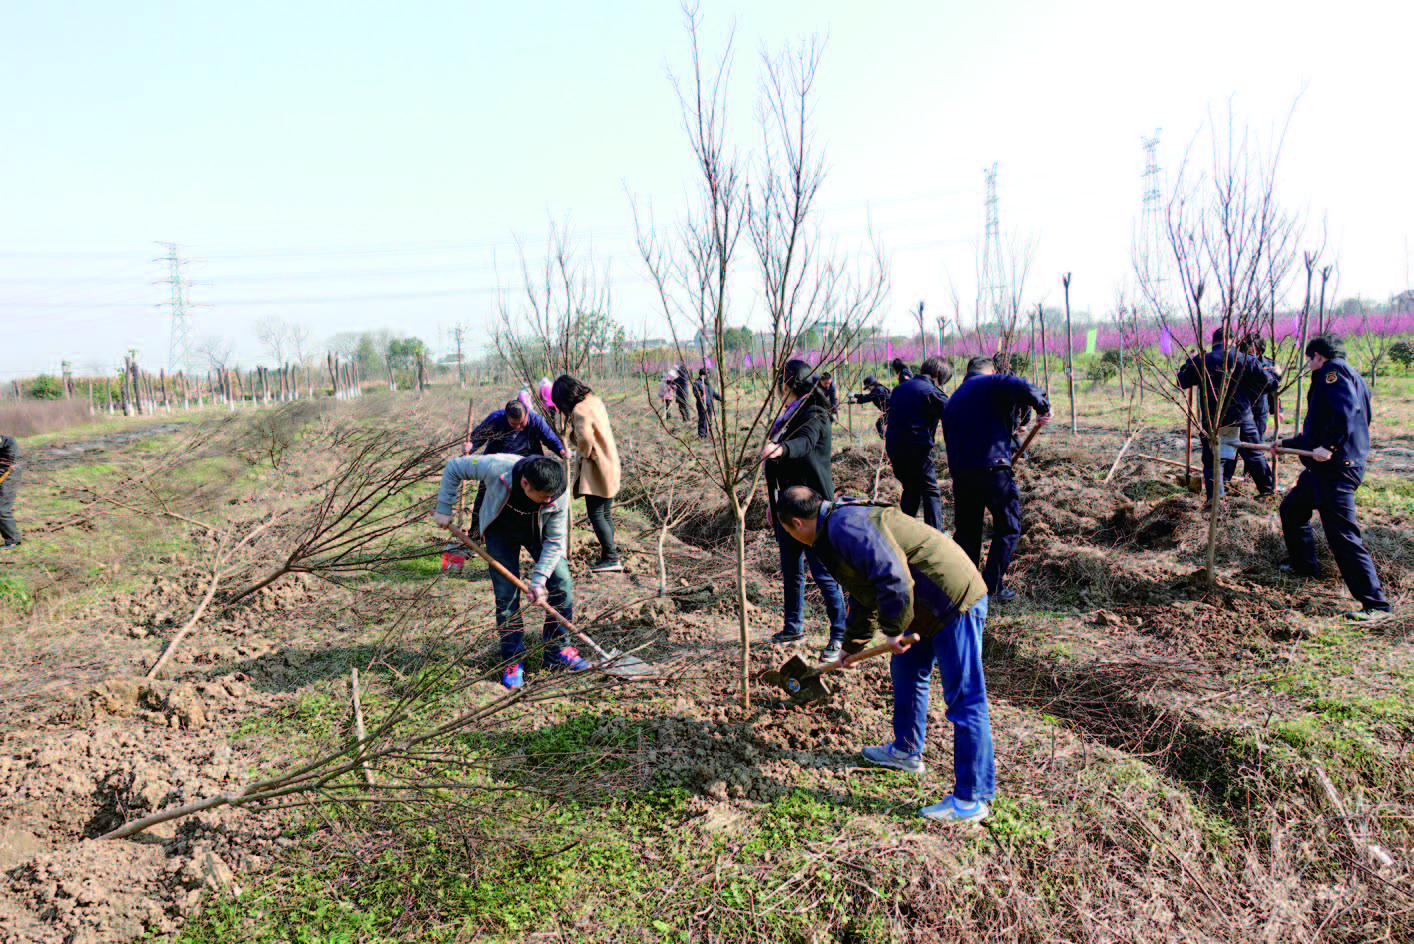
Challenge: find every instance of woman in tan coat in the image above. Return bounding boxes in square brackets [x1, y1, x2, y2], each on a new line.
[551, 375, 622, 572]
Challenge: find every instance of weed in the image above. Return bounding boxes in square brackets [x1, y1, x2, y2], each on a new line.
[0, 574, 33, 611]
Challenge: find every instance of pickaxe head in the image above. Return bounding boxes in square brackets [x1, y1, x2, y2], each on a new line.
[763, 654, 831, 703]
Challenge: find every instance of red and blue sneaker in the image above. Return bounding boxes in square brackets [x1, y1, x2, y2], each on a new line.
[500, 662, 524, 690]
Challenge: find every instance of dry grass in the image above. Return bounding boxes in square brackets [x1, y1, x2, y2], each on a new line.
[0, 399, 94, 437]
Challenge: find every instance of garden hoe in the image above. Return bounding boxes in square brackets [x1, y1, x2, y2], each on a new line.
[763, 634, 920, 704]
[442, 522, 658, 680]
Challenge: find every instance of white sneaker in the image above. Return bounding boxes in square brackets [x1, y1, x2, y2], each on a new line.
[919, 795, 989, 824]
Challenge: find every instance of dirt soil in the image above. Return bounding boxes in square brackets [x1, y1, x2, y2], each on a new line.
[1, 388, 1411, 942]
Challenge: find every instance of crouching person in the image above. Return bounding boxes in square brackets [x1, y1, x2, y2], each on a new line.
[431, 454, 589, 689]
[775, 485, 995, 824]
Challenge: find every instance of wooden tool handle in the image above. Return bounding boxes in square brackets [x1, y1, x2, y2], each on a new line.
[1012, 423, 1043, 464]
[443, 520, 612, 662]
[1240, 442, 1315, 457]
[822, 633, 921, 673]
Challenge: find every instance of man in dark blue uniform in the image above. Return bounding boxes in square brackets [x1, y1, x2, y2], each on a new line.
[885, 356, 951, 530]
[941, 367, 1051, 602]
[848, 376, 890, 439]
[1177, 328, 1279, 499]
[1263, 334, 1391, 623]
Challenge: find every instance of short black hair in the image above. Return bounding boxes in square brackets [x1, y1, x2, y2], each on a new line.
[889, 357, 910, 375]
[820, 371, 833, 382]
[966, 356, 994, 374]
[504, 399, 527, 420]
[920, 356, 952, 385]
[1212, 327, 1226, 346]
[776, 485, 823, 522]
[550, 374, 592, 416]
[1306, 333, 1347, 361]
[520, 456, 566, 497]
[1239, 333, 1266, 356]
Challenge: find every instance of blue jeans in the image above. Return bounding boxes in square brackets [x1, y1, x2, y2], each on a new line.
[482, 524, 574, 658]
[772, 516, 848, 643]
[890, 596, 995, 802]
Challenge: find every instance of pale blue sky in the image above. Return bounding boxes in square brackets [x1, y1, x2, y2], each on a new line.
[2, 0, 1410, 376]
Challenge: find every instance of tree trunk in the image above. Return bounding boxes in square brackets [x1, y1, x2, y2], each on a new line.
[732, 497, 750, 710]
[1205, 431, 1222, 590]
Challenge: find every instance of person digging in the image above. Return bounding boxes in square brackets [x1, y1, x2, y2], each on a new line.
[774, 484, 995, 824]
[431, 454, 590, 688]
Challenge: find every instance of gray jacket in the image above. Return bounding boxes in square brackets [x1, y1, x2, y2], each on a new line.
[434, 454, 568, 589]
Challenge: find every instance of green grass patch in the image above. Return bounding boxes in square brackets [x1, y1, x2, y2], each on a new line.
[0, 573, 33, 611]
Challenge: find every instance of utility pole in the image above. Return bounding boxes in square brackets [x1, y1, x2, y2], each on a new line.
[1063, 274, 1076, 434]
[979, 163, 1003, 333]
[453, 325, 466, 389]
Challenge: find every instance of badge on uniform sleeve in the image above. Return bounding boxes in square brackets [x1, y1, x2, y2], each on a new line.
[1326, 372, 1337, 384]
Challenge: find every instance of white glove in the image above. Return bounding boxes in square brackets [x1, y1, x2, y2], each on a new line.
[432, 511, 454, 528]
[527, 583, 548, 604]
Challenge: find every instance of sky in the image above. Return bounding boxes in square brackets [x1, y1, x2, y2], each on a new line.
[2, 0, 1411, 378]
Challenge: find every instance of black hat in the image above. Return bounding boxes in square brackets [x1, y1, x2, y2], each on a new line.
[863, 375, 877, 387]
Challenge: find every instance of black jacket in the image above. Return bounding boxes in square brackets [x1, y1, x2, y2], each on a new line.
[1282, 358, 1371, 475]
[0, 435, 17, 476]
[764, 401, 835, 506]
[942, 374, 1050, 471]
[1177, 346, 1278, 428]
[884, 376, 948, 452]
[850, 385, 890, 412]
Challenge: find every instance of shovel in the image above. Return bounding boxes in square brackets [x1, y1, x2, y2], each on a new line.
[441, 521, 658, 680]
[762, 634, 921, 704]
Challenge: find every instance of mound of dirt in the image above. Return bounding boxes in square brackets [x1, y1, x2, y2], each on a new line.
[0, 710, 282, 944]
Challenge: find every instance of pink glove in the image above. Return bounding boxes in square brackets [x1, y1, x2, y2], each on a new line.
[461, 441, 474, 456]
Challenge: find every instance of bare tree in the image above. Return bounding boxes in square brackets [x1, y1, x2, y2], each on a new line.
[192, 337, 232, 373]
[255, 317, 291, 364]
[494, 221, 614, 398]
[633, 5, 888, 707]
[1349, 301, 1403, 394]
[1134, 105, 1300, 588]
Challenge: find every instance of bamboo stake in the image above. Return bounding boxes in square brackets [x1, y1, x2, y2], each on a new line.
[1104, 427, 1143, 483]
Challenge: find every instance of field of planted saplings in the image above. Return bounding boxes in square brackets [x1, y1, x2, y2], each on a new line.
[0, 376, 1412, 944]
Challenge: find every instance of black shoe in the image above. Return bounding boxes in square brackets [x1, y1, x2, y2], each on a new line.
[819, 640, 843, 661]
[590, 558, 624, 573]
[1345, 608, 1392, 624]
[0, 541, 20, 551]
[994, 588, 1017, 603]
[771, 629, 806, 644]
[1279, 561, 1320, 580]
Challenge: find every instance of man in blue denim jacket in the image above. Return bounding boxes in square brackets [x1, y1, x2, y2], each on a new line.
[775, 485, 995, 825]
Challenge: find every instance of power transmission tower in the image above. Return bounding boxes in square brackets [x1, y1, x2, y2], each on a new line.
[1139, 131, 1165, 293]
[979, 162, 1004, 329]
[157, 242, 195, 375]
